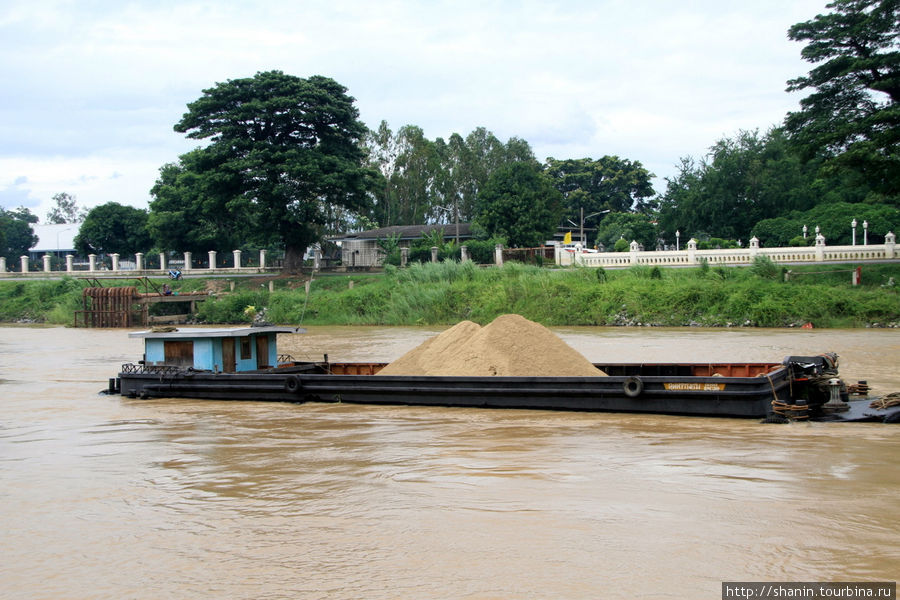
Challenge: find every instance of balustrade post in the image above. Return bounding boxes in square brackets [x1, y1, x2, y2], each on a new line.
[20, 256, 29, 273]
[687, 239, 697, 264]
[460, 245, 468, 262]
[1, 257, 8, 272]
[111, 253, 120, 271]
[233, 249, 242, 270]
[43, 254, 51, 273]
[159, 252, 167, 272]
[815, 233, 826, 262]
[208, 250, 217, 270]
[259, 249, 267, 268]
[89, 254, 97, 272]
[431, 246, 438, 263]
[183, 251, 192, 272]
[885, 232, 896, 258]
[629, 240, 640, 264]
[749, 237, 760, 260]
[400, 247, 408, 268]
[66, 255, 74, 273]
[495, 243, 504, 266]
[136, 253, 144, 271]
[314, 248, 322, 270]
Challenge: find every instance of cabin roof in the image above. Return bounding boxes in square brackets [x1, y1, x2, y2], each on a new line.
[129, 326, 302, 339]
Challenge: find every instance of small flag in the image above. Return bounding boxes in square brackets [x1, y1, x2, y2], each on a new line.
[563, 232, 572, 244]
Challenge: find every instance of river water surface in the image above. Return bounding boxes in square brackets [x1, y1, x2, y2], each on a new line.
[1, 325, 898, 599]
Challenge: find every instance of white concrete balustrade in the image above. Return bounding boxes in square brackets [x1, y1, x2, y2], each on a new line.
[0, 232, 896, 275]
[556, 233, 897, 268]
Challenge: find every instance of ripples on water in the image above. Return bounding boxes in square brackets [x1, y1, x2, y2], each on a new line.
[1, 326, 898, 599]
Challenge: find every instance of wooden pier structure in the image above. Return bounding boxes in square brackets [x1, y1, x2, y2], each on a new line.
[74, 278, 209, 327]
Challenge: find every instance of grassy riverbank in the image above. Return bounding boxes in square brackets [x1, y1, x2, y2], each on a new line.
[2, 261, 899, 328]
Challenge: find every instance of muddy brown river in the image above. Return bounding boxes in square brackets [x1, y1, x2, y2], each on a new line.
[1, 325, 898, 599]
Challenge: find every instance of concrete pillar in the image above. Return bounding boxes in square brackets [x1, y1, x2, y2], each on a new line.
[136, 252, 144, 271]
[401, 247, 408, 267]
[183, 251, 192, 272]
[0, 257, 6, 273]
[749, 236, 759, 260]
[159, 252, 167, 272]
[268, 280, 274, 292]
[259, 249, 267, 268]
[20, 256, 29, 273]
[495, 243, 504, 266]
[431, 246, 438, 263]
[66, 255, 74, 273]
[111, 253, 120, 271]
[208, 250, 217, 270]
[687, 239, 697, 264]
[233, 249, 242, 270]
[885, 232, 896, 258]
[460, 245, 468, 262]
[629, 240, 640, 265]
[88, 254, 97, 272]
[313, 248, 321, 270]
[815, 233, 826, 262]
[43, 254, 51, 272]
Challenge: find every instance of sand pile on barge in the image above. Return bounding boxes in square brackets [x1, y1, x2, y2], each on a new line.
[376, 314, 606, 377]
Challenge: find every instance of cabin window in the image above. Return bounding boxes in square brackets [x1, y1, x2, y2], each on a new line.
[164, 340, 194, 368]
[240, 337, 252, 360]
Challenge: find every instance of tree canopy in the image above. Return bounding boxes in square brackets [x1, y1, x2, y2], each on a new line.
[156, 71, 377, 270]
[0, 206, 38, 263]
[545, 156, 655, 221]
[75, 202, 151, 256]
[784, 0, 900, 200]
[364, 122, 536, 228]
[45, 192, 87, 224]
[475, 162, 563, 247]
[593, 212, 659, 251]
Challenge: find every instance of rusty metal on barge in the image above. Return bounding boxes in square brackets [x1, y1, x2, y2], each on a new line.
[110, 327, 899, 422]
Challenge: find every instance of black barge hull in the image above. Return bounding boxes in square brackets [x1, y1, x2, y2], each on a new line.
[117, 360, 800, 418]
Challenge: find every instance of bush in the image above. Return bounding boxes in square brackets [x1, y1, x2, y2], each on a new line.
[613, 238, 630, 252]
[750, 255, 779, 279]
[789, 236, 812, 247]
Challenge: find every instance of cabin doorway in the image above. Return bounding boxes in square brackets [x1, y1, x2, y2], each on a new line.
[256, 335, 269, 369]
[164, 340, 194, 368]
[222, 338, 236, 373]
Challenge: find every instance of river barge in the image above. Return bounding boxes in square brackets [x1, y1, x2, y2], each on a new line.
[110, 326, 900, 422]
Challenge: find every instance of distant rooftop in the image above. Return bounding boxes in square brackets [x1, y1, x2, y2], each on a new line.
[30, 223, 78, 252]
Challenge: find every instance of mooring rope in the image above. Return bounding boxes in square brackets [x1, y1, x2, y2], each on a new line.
[870, 392, 900, 410]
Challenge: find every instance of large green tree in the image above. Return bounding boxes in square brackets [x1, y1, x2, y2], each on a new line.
[545, 156, 655, 227]
[475, 162, 563, 247]
[75, 202, 151, 256]
[0, 206, 38, 263]
[164, 71, 377, 271]
[785, 0, 900, 199]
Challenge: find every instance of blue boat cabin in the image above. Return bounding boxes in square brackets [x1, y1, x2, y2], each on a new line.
[130, 326, 300, 373]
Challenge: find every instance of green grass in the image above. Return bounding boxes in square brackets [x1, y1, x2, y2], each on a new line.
[1, 262, 899, 327]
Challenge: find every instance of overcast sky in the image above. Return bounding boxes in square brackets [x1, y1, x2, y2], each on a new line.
[1, 0, 829, 221]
